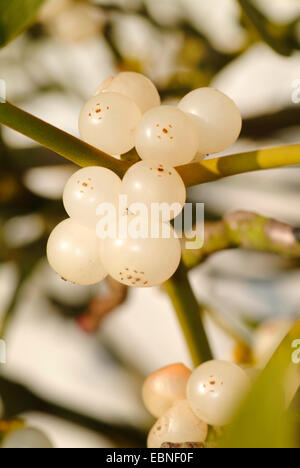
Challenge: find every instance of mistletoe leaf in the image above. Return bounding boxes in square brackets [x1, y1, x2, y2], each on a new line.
[0, 0, 45, 47]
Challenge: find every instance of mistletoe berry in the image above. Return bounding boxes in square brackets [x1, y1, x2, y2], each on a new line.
[47, 219, 107, 286]
[135, 106, 200, 166]
[79, 92, 141, 155]
[178, 88, 242, 155]
[187, 360, 250, 426]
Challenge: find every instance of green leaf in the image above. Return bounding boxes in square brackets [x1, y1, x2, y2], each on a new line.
[0, 0, 45, 47]
[220, 321, 300, 448]
[238, 0, 298, 56]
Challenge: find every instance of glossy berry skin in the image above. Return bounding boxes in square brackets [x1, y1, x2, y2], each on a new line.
[178, 88, 242, 155]
[147, 400, 208, 449]
[99, 222, 181, 287]
[143, 363, 192, 418]
[1, 428, 53, 449]
[121, 160, 186, 221]
[94, 76, 114, 95]
[97, 72, 161, 114]
[47, 219, 107, 286]
[79, 92, 142, 155]
[135, 106, 199, 166]
[187, 360, 250, 427]
[63, 166, 122, 228]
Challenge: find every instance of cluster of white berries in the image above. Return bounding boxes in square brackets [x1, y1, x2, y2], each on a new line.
[143, 361, 250, 448]
[47, 72, 242, 288]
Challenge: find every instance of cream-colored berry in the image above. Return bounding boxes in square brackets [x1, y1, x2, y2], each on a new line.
[47, 219, 107, 286]
[102, 72, 160, 114]
[63, 166, 121, 228]
[179, 88, 242, 155]
[121, 160, 186, 221]
[143, 363, 192, 418]
[187, 360, 250, 426]
[135, 106, 199, 166]
[79, 92, 142, 155]
[147, 400, 208, 448]
[99, 221, 181, 287]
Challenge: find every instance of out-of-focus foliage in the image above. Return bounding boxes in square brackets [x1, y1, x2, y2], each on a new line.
[0, 0, 300, 448]
[238, 0, 299, 56]
[221, 322, 300, 448]
[0, 0, 45, 47]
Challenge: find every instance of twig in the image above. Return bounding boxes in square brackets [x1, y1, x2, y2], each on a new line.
[0, 102, 130, 178]
[182, 211, 300, 269]
[164, 262, 213, 367]
[77, 278, 128, 333]
[1, 102, 300, 187]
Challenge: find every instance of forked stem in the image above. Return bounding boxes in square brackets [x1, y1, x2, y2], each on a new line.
[0, 102, 300, 187]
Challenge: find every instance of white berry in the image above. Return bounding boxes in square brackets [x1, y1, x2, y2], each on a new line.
[187, 360, 250, 426]
[1, 428, 53, 449]
[178, 88, 242, 154]
[135, 106, 199, 166]
[100, 72, 161, 114]
[79, 92, 142, 155]
[94, 76, 114, 95]
[47, 218, 107, 285]
[143, 363, 192, 418]
[121, 160, 186, 221]
[63, 166, 121, 228]
[147, 400, 208, 448]
[99, 221, 181, 287]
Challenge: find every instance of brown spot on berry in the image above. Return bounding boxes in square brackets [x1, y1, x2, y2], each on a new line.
[163, 128, 168, 134]
[82, 183, 88, 187]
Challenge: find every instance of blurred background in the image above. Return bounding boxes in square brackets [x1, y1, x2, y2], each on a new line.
[0, 0, 300, 448]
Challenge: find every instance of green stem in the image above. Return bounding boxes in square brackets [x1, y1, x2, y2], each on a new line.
[1, 102, 300, 187]
[0, 102, 130, 178]
[182, 210, 300, 269]
[164, 262, 213, 367]
[177, 144, 300, 187]
[0, 276, 24, 340]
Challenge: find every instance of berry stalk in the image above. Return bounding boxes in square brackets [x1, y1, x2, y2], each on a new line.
[164, 262, 213, 367]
